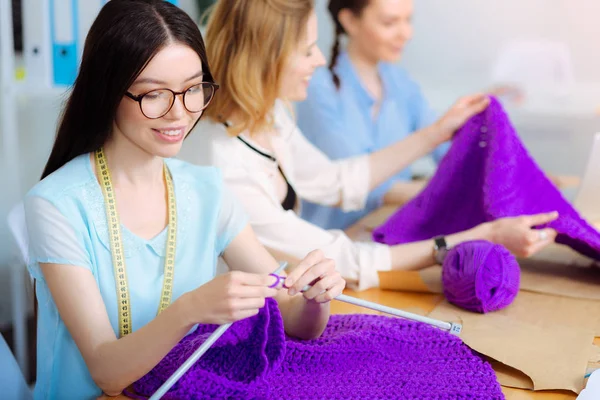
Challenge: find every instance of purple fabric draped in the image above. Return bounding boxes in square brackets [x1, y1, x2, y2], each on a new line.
[131, 299, 503, 399]
[372, 97, 600, 261]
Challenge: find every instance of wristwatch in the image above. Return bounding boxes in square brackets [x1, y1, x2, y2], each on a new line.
[433, 236, 449, 264]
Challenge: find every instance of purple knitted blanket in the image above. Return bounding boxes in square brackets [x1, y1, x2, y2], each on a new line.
[131, 299, 503, 399]
[373, 97, 600, 260]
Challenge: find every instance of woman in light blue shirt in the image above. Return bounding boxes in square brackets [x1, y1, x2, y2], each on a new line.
[24, 1, 344, 399]
[297, 0, 487, 230]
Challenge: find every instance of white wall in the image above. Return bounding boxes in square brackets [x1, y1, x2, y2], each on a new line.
[316, 0, 600, 85]
[401, 0, 600, 89]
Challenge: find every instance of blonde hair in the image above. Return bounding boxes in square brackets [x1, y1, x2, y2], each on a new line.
[204, 0, 314, 135]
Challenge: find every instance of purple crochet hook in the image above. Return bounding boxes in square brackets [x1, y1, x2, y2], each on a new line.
[269, 274, 462, 335]
[268, 273, 286, 288]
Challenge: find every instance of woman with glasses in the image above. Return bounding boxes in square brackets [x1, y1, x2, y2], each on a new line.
[180, 0, 558, 292]
[24, 1, 344, 398]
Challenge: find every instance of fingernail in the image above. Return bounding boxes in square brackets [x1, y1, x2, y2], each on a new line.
[288, 288, 297, 296]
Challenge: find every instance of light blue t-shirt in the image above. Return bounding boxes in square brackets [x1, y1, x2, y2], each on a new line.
[24, 154, 247, 399]
[296, 52, 449, 230]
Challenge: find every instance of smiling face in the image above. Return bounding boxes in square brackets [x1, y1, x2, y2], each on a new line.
[342, 0, 414, 63]
[112, 43, 206, 159]
[278, 11, 326, 102]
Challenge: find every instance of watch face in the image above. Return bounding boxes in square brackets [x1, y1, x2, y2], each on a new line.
[433, 236, 446, 250]
[434, 236, 447, 251]
[434, 236, 448, 264]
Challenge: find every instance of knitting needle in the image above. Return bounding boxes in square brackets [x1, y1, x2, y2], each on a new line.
[335, 293, 462, 335]
[271, 275, 462, 335]
[148, 262, 289, 400]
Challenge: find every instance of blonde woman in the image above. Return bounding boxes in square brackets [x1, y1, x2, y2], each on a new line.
[180, 0, 558, 291]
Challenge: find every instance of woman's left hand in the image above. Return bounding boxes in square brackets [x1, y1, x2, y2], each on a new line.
[283, 250, 345, 303]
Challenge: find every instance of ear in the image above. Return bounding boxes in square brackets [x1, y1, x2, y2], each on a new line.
[338, 8, 360, 37]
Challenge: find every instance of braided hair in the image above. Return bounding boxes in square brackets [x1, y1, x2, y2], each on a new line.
[327, 0, 369, 89]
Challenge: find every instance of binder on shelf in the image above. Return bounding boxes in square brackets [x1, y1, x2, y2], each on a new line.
[22, 0, 52, 88]
[50, 0, 78, 86]
[24, 0, 179, 89]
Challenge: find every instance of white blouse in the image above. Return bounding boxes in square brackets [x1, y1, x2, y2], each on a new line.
[179, 101, 392, 290]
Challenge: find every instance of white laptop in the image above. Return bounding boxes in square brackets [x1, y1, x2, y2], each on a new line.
[573, 132, 600, 222]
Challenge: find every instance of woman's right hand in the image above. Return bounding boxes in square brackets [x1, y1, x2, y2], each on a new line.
[431, 94, 490, 145]
[183, 271, 279, 325]
[477, 211, 559, 257]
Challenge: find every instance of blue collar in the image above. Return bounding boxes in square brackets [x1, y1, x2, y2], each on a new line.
[335, 52, 391, 107]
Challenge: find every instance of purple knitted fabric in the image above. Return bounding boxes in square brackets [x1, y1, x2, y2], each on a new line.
[372, 97, 600, 261]
[132, 299, 503, 399]
[442, 240, 520, 313]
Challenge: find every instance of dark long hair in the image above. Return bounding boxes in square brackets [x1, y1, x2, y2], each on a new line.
[41, 0, 214, 179]
[327, 0, 369, 89]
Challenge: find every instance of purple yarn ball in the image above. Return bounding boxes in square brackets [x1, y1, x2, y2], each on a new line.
[442, 240, 520, 313]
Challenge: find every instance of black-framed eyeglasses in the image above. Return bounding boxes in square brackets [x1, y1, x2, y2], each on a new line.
[125, 82, 220, 119]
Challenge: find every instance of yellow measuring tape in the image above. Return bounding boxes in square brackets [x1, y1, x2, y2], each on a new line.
[95, 148, 177, 337]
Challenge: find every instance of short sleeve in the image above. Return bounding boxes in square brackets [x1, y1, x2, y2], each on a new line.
[24, 196, 93, 281]
[215, 185, 249, 255]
